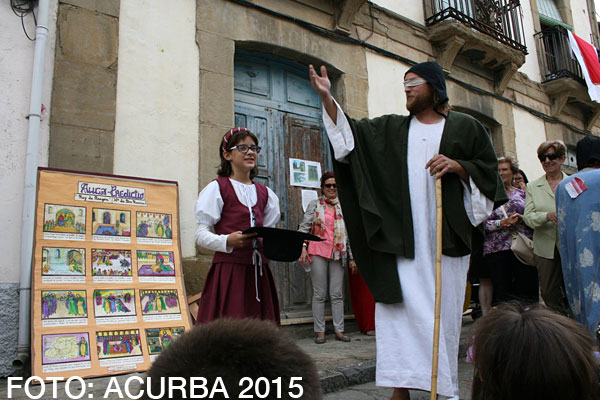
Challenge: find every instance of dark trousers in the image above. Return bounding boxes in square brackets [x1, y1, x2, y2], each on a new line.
[485, 250, 539, 305]
[535, 247, 572, 316]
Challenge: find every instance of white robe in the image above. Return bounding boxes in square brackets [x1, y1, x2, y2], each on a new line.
[323, 102, 492, 399]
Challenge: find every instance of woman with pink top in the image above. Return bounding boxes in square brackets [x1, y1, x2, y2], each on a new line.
[299, 172, 355, 344]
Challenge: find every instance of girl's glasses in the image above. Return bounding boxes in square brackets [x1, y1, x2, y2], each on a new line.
[324, 184, 336, 189]
[228, 144, 261, 154]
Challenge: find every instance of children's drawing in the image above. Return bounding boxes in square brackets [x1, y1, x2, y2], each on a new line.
[137, 250, 175, 276]
[140, 289, 180, 315]
[146, 327, 185, 355]
[42, 291, 87, 319]
[92, 208, 131, 236]
[43, 204, 86, 234]
[92, 249, 132, 277]
[96, 330, 142, 360]
[42, 247, 85, 276]
[93, 289, 136, 317]
[42, 333, 90, 365]
[136, 212, 172, 239]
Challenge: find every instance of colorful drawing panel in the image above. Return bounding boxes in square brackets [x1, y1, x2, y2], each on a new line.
[145, 326, 185, 355]
[137, 250, 175, 276]
[140, 289, 180, 315]
[93, 289, 136, 317]
[96, 330, 143, 360]
[43, 204, 86, 234]
[32, 169, 193, 379]
[92, 249, 132, 277]
[136, 212, 172, 239]
[42, 247, 85, 276]
[42, 333, 91, 365]
[41, 290, 87, 319]
[92, 208, 131, 236]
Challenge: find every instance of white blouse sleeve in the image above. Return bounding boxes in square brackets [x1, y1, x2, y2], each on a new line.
[262, 187, 281, 228]
[462, 177, 494, 226]
[194, 181, 231, 252]
[322, 98, 355, 162]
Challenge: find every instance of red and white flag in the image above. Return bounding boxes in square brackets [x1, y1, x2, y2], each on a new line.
[568, 31, 600, 103]
[564, 176, 588, 199]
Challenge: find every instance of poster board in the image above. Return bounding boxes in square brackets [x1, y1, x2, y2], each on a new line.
[31, 168, 192, 380]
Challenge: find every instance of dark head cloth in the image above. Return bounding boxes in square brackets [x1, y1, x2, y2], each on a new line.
[243, 227, 323, 262]
[405, 61, 448, 107]
[576, 135, 600, 170]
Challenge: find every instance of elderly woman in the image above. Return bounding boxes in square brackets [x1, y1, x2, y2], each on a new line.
[483, 157, 538, 306]
[523, 140, 570, 315]
[299, 172, 354, 344]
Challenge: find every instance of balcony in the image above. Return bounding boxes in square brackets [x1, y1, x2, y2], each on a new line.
[535, 25, 600, 128]
[425, 0, 528, 94]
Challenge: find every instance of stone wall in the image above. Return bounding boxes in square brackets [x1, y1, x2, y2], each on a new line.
[0, 283, 19, 377]
[48, 0, 119, 173]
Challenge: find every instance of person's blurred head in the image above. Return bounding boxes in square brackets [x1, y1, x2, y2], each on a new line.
[576, 135, 600, 170]
[497, 156, 518, 189]
[320, 171, 337, 199]
[537, 140, 566, 175]
[512, 169, 528, 190]
[471, 303, 600, 400]
[141, 318, 322, 400]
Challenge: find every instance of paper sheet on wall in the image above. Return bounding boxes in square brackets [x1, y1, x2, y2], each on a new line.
[289, 158, 321, 188]
[301, 190, 319, 212]
[31, 168, 192, 381]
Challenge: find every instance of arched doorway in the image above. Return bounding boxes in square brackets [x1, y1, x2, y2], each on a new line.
[234, 51, 335, 318]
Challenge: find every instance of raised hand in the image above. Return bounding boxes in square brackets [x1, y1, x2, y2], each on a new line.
[309, 65, 332, 98]
[309, 64, 337, 122]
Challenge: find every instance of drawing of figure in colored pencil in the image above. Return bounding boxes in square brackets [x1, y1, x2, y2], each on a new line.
[42, 333, 91, 365]
[91, 249, 132, 277]
[136, 212, 172, 239]
[93, 289, 135, 317]
[42, 291, 87, 319]
[137, 250, 175, 276]
[78, 336, 88, 357]
[43, 205, 86, 234]
[145, 327, 185, 355]
[140, 289, 180, 315]
[96, 330, 142, 359]
[42, 247, 85, 276]
[92, 208, 131, 237]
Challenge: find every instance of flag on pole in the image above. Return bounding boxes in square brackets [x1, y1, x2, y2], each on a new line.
[568, 31, 600, 103]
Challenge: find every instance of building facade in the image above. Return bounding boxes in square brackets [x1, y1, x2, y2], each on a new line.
[1, 0, 599, 375]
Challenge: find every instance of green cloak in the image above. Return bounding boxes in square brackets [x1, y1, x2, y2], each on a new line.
[332, 111, 507, 304]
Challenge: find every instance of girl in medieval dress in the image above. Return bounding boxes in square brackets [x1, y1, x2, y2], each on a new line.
[195, 127, 281, 324]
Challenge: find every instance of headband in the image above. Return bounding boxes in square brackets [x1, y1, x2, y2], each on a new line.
[222, 127, 251, 152]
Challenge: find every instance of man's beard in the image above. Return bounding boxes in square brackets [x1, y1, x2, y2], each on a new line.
[407, 91, 435, 114]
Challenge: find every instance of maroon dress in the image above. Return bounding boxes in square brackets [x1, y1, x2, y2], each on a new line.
[196, 177, 280, 325]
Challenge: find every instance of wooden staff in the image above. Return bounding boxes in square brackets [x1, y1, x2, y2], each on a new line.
[430, 178, 443, 400]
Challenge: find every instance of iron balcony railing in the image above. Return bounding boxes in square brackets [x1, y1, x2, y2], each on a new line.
[426, 0, 527, 53]
[534, 25, 584, 83]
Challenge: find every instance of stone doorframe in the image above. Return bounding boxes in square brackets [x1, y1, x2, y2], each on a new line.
[191, 0, 368, 295]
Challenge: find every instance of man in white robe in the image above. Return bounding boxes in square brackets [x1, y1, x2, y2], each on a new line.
[309, 61, 505, 400]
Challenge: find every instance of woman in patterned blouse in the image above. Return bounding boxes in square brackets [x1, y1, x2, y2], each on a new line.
[482, 157, 538, 306]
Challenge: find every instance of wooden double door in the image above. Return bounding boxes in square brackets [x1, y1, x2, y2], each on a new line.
[234, 52, 348, 318]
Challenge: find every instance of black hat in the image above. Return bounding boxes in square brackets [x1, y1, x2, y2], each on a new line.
[405, 61, 448, 107]
[243, 227, 324, 262]
[576, 135, 600, 170]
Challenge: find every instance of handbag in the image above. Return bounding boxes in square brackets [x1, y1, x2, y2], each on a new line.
[500, 206, 535, 266]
